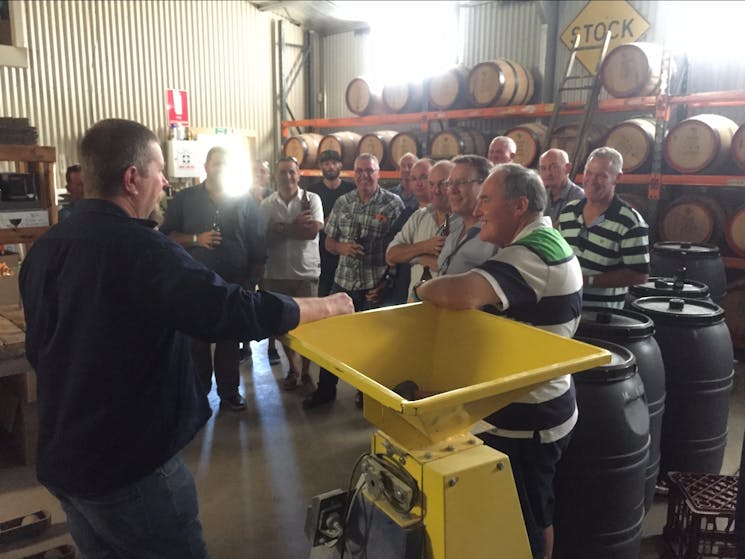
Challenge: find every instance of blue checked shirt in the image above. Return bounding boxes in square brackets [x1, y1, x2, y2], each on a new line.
[326, 187, 404, 290]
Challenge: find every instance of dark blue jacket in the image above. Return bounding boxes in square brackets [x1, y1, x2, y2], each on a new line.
[20, 199, 299, 496]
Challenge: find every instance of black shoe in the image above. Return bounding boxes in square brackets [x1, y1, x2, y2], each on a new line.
[268, 346, 281, 365]
[354, 390, 364, 409]
[220, 393, 247, 412]
[303, 388, 336, 409]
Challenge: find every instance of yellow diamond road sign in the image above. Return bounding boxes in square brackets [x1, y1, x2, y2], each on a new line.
[561, 0, 651, 74]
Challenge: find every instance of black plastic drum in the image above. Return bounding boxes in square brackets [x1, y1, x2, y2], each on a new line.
[626, 277, 711, 307]
[650, 242, 726, 304]
[554, 339, 649, 559]
[577, 307, 665, 512]
[630, 297, 733, 475]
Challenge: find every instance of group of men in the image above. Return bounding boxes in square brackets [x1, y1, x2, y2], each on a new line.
[25, 115, 651, 559]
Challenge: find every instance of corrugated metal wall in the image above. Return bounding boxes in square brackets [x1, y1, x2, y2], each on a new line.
[0, 0, 305, 183]
[457, 1, 545, 80]
[319, 29, 369, 119]
[319, 1, 745, 121]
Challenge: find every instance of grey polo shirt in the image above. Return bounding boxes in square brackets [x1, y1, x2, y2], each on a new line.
[545, 179, 584, 226]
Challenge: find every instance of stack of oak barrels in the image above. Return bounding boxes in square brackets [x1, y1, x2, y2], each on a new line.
[282, 44, 745, 258]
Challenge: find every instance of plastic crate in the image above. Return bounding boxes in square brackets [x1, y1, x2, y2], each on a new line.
[663, 471, 739, 559]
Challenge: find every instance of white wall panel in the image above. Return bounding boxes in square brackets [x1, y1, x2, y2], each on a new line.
[320, 30, 369, 119]
[457, 1, 544, 70]
[0, 0, 303, 182]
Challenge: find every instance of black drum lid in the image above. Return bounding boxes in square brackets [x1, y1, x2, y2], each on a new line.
[573, 337, 637, 382]
[630, 296, 724, 326]
[579, 306, 655, 339]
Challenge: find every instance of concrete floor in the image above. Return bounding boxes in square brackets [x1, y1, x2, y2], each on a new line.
[0, 339, 743, 559]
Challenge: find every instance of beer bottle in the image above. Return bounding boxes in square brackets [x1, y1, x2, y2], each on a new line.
[300, 189, 311, 211]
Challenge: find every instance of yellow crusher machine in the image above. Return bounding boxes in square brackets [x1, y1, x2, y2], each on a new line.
[283, 303, 610, 559]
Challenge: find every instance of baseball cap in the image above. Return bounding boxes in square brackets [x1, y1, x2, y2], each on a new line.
[319, 150, 342, 163]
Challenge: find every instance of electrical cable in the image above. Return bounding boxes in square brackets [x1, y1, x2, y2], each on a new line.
[339, 481, 366, 559]
[337, 452, 370, 559]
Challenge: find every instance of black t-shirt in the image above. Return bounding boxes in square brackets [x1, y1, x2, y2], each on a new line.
[307, 179, 355, 219]
[308, 180, 355, 260]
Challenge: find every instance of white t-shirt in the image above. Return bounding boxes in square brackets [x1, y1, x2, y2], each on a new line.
[261, 189, 324, 280]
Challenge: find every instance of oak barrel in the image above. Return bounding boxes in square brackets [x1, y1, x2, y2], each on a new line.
[427, 65, 470, 110]
[505, 122, 547, 167]
[356, 130, 398, 170]
[732, 123, 745, 172]
[467, 58, 534, 107]
[604, 118, 657, 172]
[664, 114, 738, 173]
[318, 131, 362, 169]
[658, 194, 726, 244]
[382, 82, 425, 113]
[389, 132, 420, 164]
[549, 124, 607, 161]
[283, 133, 323, 169]
[345, 77, 384, 116]
[600, 42, 665, 99]
[726, 205, 745, 257]
[429, 128, 484, 159]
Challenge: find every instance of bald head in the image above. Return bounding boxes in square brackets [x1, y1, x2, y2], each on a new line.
[410, 158, 434, 204]
[538, 148, 572, 197]
[398, 152, 418, 196]
[488, 136, 517, 165]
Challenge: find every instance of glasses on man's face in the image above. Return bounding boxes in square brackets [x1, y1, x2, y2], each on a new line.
[445, 178, 480, 189]
[429, 179, 449, 190]
[354, 168, 378, 177]
[411, 174, 429, 183]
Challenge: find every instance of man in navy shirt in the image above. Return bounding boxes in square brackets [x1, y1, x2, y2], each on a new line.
[19, 118, 353, 559]
[160, 146, 266, 411]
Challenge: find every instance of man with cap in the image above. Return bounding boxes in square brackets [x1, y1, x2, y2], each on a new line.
[307, 150, 355, 298]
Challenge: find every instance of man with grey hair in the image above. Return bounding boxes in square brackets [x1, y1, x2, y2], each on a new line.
[539, 148, 584, 225]
[437, 155, 497, 276]
[558, 146, 650, 309]
[414, 163, 582, 559]
[487, 135, 517, 165]
[304, 153, 404, 408]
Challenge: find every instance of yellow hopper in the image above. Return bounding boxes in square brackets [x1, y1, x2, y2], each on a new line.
[283, 302, 610, 450]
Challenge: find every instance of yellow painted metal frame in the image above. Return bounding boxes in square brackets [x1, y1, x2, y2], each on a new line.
[282, 303, 611, 558]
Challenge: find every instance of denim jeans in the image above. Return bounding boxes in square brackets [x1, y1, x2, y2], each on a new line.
[51, 455, 209, 559]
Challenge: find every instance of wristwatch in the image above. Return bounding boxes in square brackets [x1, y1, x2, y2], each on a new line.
[192, 234, 198, 247]
[412, 279, 427, 302]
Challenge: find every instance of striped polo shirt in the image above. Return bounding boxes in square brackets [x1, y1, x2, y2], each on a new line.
[472, 216, 582, 443]
[558, 195, 650, 309]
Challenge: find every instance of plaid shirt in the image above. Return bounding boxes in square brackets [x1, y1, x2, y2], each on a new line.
[326, 187, 404, 290]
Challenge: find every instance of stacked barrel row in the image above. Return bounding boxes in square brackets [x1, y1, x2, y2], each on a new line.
[346, 58, 536, 116]
[554, 240, 735, 558]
